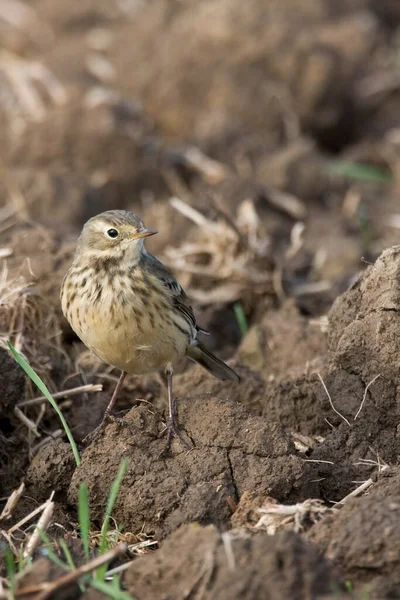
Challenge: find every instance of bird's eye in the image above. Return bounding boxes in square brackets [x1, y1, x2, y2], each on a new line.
[106, 228, 119, 239]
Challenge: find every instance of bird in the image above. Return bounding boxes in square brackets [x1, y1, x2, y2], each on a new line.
[60, 210, 240, 452]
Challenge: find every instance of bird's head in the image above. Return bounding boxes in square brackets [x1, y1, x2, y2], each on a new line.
[76, 210, 157, 261]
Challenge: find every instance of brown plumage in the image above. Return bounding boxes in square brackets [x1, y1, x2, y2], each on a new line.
[61, 210, 239, 451]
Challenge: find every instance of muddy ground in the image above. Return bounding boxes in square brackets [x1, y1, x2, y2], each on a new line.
[2, 0, 400, 598]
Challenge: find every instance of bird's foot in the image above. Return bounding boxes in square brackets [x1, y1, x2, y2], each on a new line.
[83, 421, 106, 445]
[83, 409, 131, 445]
[159, 417, 193, 457]
[82, 413, 115, 445]
[111, 409, 130, 418]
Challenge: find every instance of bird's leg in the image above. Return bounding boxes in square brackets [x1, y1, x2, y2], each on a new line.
[161, 368, 192, 454]
[103, 371, 127, 421]
[84, 371, 127, 444]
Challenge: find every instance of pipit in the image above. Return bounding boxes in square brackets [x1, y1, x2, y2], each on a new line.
[61, 210, 239, 451]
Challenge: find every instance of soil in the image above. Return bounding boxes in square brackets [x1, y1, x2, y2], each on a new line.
[2, 0, 400, 599]
[126, 525, 346, 600]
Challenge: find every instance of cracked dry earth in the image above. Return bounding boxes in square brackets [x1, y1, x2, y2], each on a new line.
[28, 396, 313, 541]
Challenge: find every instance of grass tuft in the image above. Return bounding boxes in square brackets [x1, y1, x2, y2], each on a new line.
[5, 344, 134, 597]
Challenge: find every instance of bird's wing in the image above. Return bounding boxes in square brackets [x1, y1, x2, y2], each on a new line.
[144, 253, 197, 335]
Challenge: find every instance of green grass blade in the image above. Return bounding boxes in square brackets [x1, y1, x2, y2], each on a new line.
[233, 302, 248, 336]
[59, 539, 76, 571]
[326, 161, 393, 184]
[7, 341, 81, 466]
[78, 483, 91, 561]
[96, 458, 128, 580]
[111, 575, 121, 591]
[37, 529, 69, 571]
[59, 539, 86, 594]
[90, 578, 136, 600]
[18, 549, 25, 573]
[100, 459, 128, 553]
[5, 548, 16, 593]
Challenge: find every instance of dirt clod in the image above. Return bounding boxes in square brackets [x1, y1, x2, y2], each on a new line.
[26, 440, 76, 502]
[0, 347, 26, 417]
[126, 524, 345, 600]
[68, 397, 313, 540]
[307, 495, 400, 589]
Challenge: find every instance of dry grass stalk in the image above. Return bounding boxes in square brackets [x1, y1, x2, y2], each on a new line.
[291, 432, 324, 453]
[14, 407, 40, 437]
[0, 0, 53, 46]
[0, 254, 66, 394]
[182, 146, 230, 184]
[83, 516, 157, 555]
[7, 496, 54, 536]
[262, 186, 307, 220]
[354, 374, 381, 420]
[164, 196, 271, 305]
[0, 156, 28, 219]
[220, 532, 236, 571]
[17, 383, 103, 408]
[336, 457, 389, 505]
[255, 498, 330, 534]
[0, 248, 12, 258]
[309, 316, 329, 333]
[0, 482, 25, 521]
[317, 373, 351, 427]
[318, 372, 381, 426]
[0, 50, 66, 126]
[23, 496, 54, 559]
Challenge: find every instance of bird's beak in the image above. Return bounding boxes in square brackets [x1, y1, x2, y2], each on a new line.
[135, 228, 158, 239]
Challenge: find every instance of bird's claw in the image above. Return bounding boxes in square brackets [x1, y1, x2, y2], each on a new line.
[159, 417, 193, 457]
[82, 413, 115, 445]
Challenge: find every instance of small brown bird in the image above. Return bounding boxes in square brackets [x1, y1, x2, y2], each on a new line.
[61, 210, 239, 450]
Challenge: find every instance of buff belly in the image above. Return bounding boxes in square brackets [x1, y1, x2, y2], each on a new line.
[62, 284, 190, 375]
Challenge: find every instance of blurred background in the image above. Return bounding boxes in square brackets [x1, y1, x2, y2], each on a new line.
[2, 0, 400, 378]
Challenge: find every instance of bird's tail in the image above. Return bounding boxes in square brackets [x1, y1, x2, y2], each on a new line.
[186, 341, 240, 382]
